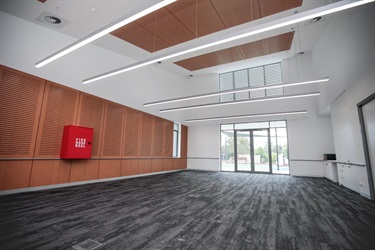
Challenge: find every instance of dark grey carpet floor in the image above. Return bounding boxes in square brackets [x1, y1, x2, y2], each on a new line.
[1, 171, 375, 250]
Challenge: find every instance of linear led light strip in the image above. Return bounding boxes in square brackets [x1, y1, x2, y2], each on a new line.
[35, 0, 176, 68]
[186, 110, 308, 123]
[82, 0, 374, 84]
[144, 77, 328, 106]
[160, 92, 320, 113]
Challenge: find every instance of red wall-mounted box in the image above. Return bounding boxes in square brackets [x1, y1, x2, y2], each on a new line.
[60, 125, 94, 159]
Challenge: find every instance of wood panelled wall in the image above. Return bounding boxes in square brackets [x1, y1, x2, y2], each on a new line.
[0, 65, 188, 191]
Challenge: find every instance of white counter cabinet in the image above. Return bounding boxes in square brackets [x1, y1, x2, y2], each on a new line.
[337, 162, 370, 198]
[323, 161, 338, 182]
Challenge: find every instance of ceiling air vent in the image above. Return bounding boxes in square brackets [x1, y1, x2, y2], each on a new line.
[36, 11, 69, 28]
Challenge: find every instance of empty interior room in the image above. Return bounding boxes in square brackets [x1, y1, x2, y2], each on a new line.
[0, 0, 375, 249]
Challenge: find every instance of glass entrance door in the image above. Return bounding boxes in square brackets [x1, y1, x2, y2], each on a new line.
[235, 129, 271, 173]
[253, 129, 271, 173]
[235, 131, 251, 171]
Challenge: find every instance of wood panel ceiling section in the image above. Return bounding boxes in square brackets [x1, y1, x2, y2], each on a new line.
[110, 0, 302, 53]
[175, 31, 294, 71]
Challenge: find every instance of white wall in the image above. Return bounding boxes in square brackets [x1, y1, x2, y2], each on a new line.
[187, 124, 220, 171]
[310, 4, 375, 114]
[330, 70, 375, 165]
[288, 115, 335, 177]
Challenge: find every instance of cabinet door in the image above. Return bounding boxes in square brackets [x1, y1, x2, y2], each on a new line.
[338, 164, 345, 186]
[324, 161, 333, 181]
[345, 165, 359, 192]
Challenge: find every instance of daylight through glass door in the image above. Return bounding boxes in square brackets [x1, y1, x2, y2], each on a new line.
[220, 120, 290, 174]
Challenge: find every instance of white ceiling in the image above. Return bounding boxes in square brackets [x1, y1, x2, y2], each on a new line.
[1, 0, 373, 126]
[0, 0, 332, 77]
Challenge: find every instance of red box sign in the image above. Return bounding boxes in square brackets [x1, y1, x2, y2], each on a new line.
[60, 125, 94, 159]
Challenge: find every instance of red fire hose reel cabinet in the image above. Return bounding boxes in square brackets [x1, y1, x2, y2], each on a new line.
[60, 125, 94, 159]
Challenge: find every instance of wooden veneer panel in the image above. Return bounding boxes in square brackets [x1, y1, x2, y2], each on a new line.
[98, 160, 121, 179]
[111, 0, 301, 55]
[101, 101, 124, 158]
[163, 158, 173, 171]
[140, 113, 154, 157]
[0, 161, 33, 190]
[121, 159, 138, 176]
[123, 108, 141, 157]
[76, 93, 105, 157]
[172, 158, 182, 170]
[151, 159, 164, 173]
[111, 22, 170, 52]
[163, 121, 173, 157]
[175, 32, 294, 71]
[181, 158, 188, 169]
[180, 125, 188, 157]
[0, 66, 45, 158]
[211, 0, 261, 28]
[138, 159, 152, 174]
[34, 82, 79, 158]
[153, 118, 164, 157]
[69, 160, 100, 182]
[259, 0, 302, 18]
[29, 160, 71, 187]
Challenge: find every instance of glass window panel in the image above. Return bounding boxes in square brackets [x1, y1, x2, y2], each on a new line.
[219, 63, 284, 102]
[234, 70, 249, 100]
[265, 63, 282, 84]
[271, 127, 289, 174]
[265, 63, 283, 96]
[219, 72, 234, 102]
[270, 120, 286, 128]
[235, 122, 269, 130]
[221, 130, 235, 171]
[236, 131, 251, 171]
[219, 72, 234, 90]
[249, 67, 265, 98]
[173, 130, 178, 157]
[174, 123, 179, 131]
[221, 124, 234, 130]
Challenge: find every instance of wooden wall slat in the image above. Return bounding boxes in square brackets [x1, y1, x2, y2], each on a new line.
[29, 160, 71, 187]
[140, 113, 154, 157]
[98, 160, 121, 179]
[0, 65, 185, 191]
[121, 159, 138, 176]
[70, 160, 100, 182]
[123, 108, 141, 157]
[153, 118, 164, 157]
[34, 82, 79, 158]
[0, 66, 45, 158]
[77, 93, 105, 157]
[101, 102, 124, 157]
[0, 161, 33, 190]
[181, 125, 188, 157]
[163, 121, 173, 157]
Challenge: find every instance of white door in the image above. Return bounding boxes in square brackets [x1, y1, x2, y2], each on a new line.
[362, 98, 375, 194]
